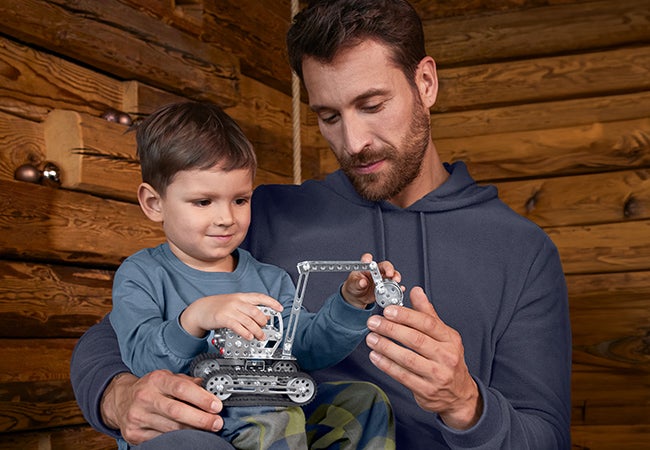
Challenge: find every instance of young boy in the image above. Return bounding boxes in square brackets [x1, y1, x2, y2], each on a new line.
[109, 101, 399, 450]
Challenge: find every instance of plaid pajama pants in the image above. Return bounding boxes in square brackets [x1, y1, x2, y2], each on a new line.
[222, 381, 396, 450]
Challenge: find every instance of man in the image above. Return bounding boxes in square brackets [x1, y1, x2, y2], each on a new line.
[71, 0, 571, 448]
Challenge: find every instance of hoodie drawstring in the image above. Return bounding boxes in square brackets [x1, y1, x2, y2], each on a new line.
[419, 212, 431, 297]
[374, 204, 387, 261]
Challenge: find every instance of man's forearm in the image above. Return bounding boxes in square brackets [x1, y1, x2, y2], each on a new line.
[70, 315, 131, 436]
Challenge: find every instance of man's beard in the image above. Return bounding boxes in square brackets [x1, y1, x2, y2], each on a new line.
[338, 106, 431, 202]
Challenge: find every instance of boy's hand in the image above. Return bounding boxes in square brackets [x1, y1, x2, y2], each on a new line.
[180, 293, 283, 340]
[342, 253, 402, 309]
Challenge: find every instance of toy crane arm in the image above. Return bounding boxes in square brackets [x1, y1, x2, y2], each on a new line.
[282, 260, 403, 357]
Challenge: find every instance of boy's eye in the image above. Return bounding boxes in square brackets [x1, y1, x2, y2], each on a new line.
[194, 199, 211, 207]
[235, 197, 249, 206]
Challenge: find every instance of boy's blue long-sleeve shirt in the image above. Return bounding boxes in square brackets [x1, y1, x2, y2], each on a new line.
[71, 162, 572, 449]
[109, 245, 375, 376]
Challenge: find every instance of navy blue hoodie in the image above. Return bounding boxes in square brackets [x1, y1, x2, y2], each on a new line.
[244, 162, 571, 449]
[70, 162, 571, 449]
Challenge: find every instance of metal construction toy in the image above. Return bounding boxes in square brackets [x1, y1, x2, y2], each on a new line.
[190, 260, 404, 406]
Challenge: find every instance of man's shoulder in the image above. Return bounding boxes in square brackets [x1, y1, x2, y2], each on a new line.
[255, 177, 327, 197]
[252, 173, 349, 216]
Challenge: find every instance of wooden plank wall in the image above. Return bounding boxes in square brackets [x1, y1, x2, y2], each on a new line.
[0, 0, 648, 449]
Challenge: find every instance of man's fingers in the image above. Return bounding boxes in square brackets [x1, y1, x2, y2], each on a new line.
[156, 392, 222, 432]
[366, 336, 431, 394]
[120, 371, 224, 445]
[146, 372, 223, 430]
[374, 312, 442, 350]
[409, 286, 436, 315]
[366, 328, 431, 377]
[162, 373, 222, 413]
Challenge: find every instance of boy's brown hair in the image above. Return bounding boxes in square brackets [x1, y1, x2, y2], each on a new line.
[135, 101, 256, 195]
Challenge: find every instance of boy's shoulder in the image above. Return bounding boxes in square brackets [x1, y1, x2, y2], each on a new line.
[238, 248, 291, 278]
[120, 244, 168, 268]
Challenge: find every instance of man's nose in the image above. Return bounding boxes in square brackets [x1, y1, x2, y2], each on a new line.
[341, 115, 372, 155]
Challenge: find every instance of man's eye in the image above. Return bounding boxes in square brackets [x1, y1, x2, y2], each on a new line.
[362, 103, 383, 113]
[320, 113, 339, 124]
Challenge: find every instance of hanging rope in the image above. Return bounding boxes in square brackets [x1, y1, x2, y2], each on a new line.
[291, 0, 301, 185]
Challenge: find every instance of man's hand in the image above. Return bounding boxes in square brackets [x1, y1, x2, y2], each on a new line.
[101, 370, 224, 445]
[365, 286, 483, 430]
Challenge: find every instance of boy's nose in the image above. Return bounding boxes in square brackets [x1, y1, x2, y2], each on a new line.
[214, 207, 234, 226]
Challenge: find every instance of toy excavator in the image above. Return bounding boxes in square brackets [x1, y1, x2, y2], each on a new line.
[190, 260, 404, 407]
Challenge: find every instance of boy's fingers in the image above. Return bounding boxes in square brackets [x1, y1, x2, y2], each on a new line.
[360, 252, 374, 263]
[243, 293, 283, 312]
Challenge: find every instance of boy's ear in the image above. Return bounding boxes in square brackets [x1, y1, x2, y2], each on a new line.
[137, 183, 164, 222]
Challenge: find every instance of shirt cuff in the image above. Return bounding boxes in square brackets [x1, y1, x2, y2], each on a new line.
[161, 314, 209, 359]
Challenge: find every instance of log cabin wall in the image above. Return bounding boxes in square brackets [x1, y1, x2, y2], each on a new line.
[0, 0, 647, 449]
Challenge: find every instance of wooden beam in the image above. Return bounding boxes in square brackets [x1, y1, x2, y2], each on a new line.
[0, 339, 86, 432]
[430, 91, 650, 140]
[0, 179, 164, 266]
[121, 81, 187, 116]
[0, 36, 124, 122]
[571, 425, 650, 450]
[437, 117, 650, 181]
[43, 110, 139, 201]
[424, 0, 650, 66]
[202, 0, 291, 94]
[0, 261, 112, 338]
[0, 111, 45, 181]
[496, 169, 650, 227]
[572, 367, 650, 427]
[548, 219, 650, 274]
[567, 270, 650, 428]
[0, 0, 240, 108]
[435, 46, 650, 112]
[411, 0, 593, 21]
[0, 426, 115, 450]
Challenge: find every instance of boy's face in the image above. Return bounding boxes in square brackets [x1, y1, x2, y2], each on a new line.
[158, 165, 253, 272]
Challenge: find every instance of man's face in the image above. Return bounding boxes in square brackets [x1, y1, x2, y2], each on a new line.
[302, 40, 432, 202]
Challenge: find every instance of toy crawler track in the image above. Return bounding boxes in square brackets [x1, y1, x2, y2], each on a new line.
[191, 353, 316, 406]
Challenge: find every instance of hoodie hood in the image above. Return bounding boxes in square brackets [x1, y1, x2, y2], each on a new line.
[321, 161, 498, 213]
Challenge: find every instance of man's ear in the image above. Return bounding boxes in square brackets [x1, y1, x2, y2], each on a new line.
[416, 56, 438, 109]
[137, 183, 164, 222]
